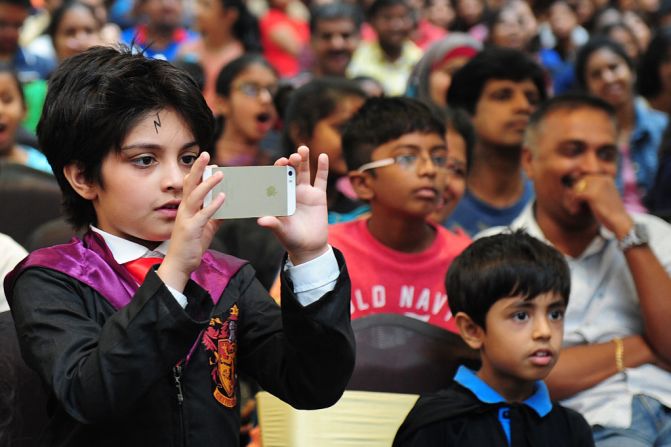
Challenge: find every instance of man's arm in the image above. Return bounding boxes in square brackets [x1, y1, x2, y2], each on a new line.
[574, 175, 671, 363]
[545, 335, 655, 400]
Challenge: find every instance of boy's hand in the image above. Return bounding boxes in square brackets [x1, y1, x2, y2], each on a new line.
[158, 152, 226, 292]
[258, 146, 330, 265]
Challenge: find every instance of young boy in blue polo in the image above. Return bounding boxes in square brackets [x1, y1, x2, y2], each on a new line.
[393, 231, 594, 446]
[4, 46, 354, 446]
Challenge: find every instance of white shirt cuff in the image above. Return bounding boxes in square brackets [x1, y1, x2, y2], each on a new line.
[166, 284, 188, 309]
[284, 246, 339, 306]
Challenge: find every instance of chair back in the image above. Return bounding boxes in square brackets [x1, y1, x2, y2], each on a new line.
[0, 163, 62, 248]
[348, 313, 480, 394]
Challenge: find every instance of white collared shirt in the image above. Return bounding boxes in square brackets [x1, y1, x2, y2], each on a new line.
[90, 226, 339, 308]
[478, 204, 671, 428]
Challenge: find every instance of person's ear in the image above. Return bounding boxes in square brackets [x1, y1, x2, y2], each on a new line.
[348, 170, 375, 201]
[214, 95, 231, 118]
[222, 6, 239, 26]
[63, 162, 98, 200]
[455, 311, 484, 350]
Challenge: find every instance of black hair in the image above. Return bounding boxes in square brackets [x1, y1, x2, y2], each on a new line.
[37, 45, 215, 229]
[215, 53, 276, 98]
[220, 0, 262, 52]
[47, 1, 99, 43]
[524, 93, 617, 148]
[282, 77, 366, 157]
[574, 36, 633, 91]
[367, 0, 409, 20]
[309, 2, 363, 34]
[172, 59, 205, 91]
[342, 97, 446, 171]
[637, 27, 671, 98]
[0, 62, 25, 107]
[445, 107, 474, 173]
[447, 47, 547, 115]
[447, 230, 571, 328]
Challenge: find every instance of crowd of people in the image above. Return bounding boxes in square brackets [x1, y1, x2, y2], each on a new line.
[0, 0, 670, 444]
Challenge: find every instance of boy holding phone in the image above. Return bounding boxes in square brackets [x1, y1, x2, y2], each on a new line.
[393, 231, 594, 446]
[4, 46, 354, 446]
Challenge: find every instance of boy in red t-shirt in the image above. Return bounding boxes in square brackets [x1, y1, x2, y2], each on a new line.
[329, 97, 471, 332]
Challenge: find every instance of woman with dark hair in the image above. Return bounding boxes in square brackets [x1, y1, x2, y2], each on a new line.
[47, 0, 102, 63]
[210, 54, 279, 167]
[575, 36, 668, 212]
[638, 27, 671, 114]
[176, 0, 261, 110]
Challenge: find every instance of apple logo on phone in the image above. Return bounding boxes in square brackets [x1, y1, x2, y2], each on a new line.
[266, 186, 277, 197]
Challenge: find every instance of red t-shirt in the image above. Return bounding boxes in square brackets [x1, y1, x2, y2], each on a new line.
[328, 219, 471, 332]
[260, 9, 309, 78]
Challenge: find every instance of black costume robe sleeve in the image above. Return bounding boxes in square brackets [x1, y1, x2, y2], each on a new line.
[9, 250, 354, 447]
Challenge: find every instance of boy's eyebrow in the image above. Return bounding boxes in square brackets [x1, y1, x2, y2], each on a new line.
[392, 143, 447, 152]
[120, 141, 199, 152]
[505, 295, 567, 311]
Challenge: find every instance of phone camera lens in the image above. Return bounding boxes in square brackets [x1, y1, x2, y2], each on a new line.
[288, 170, 293, 176]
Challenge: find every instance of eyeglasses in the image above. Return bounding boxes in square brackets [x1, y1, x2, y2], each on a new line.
[357, 153, 449, 172]
[445, 158, 467, 178]
[234, 82, 278, 98]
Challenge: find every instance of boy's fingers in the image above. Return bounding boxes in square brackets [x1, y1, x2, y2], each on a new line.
[273, 157, 289, 167]
[312, 153, 329, 192]
[199, 192, 226, 221]
[183, 152, 210, 196]
[294, 146, 311, 185]
[257, 215, 282, 232]
[183, 171, 223, 213]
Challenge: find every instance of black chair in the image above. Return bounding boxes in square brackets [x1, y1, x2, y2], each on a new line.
[348, 313, 480, 395]
[0, 163, 62, 249]
[25, 217, 80, 251]
[0, 311, 49, 447]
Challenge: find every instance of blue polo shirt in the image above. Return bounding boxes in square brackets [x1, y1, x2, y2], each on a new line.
[454, 366, 553, 446]
[443, 178, 535, 237]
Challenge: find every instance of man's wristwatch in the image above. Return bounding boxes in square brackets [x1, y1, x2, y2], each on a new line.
[618, 222, 649, 251]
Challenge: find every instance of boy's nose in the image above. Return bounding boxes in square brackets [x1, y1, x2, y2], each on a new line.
[532, 316, 552, 340]
[162, 161, 185, 191]
[415, 154, 438, 176]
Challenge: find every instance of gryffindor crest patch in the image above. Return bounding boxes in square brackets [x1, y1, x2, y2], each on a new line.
[202, 305, 238, 408]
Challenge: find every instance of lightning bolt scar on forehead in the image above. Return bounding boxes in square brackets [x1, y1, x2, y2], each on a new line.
[154, 112, 161, 134]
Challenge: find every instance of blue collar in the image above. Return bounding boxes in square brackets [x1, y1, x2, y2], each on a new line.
[454, 366, 553, 417]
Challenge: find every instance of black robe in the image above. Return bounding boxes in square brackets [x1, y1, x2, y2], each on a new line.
[393, 382, 595, 447]
[6, 236, 354, 447]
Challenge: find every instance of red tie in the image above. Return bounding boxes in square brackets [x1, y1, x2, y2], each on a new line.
[123, 257, 163, 284]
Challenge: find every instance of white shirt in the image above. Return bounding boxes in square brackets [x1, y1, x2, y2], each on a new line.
[478, 204, 671, 428]
[0, 233, 28, 312]
[90, 227, 339, 308]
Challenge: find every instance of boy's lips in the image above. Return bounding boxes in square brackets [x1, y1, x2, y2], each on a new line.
[156, 200, 181, 217]
[414, 187, 439, 199]
[529, 349, 554, 366]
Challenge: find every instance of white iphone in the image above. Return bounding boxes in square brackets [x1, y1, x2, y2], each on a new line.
[203, 165, 296, 219]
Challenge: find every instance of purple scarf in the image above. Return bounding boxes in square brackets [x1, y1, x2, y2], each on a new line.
[4, 231, 246, 310]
